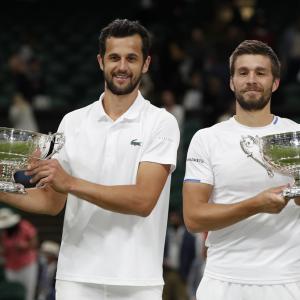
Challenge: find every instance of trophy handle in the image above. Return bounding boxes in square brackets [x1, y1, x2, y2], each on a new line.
[44, 132, 65, 159]
[240, 135, 274, 177]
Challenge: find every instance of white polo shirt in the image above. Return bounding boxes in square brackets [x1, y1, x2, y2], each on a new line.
[54, 91, 180, 286]
[185, 116, 300, 284]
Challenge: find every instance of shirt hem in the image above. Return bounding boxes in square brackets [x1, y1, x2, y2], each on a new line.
[56, 274, 164, 286]
[204, 270, 300, 285]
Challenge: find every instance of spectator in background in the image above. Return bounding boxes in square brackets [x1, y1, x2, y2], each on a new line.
[9, 54, 32, 102]
[161, 89, 185, 131]
[0, 208, 38, 300]
[216, 99, 235, 123]
[9, 93, 39, 132]
[248, 9, 275, 48]
[186, 232, 207, 300]
[182, 71, 203, 118]
[203, 75, 229, 124]
[26, 57, 50, 110]
[9, 49, 49, 110]
[37, 240, 60, 300]
[9, 92, 39, 189]
[163, 210, 196, 300]
[161, 89, 185, 164]
[161, 41, 191, 95]
[185, 27, 209, 72]
[280, 17, 300, 83]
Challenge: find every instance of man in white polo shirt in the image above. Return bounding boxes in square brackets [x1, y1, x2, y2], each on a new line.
[183, 40, 300, 300]
[0, 19, 180, 300]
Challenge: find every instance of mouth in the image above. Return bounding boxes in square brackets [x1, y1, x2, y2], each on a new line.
[244, 88, 262, 91]
[242, 86, 263, 93]
[243, 89, 262, 95]
[113, 73, 131, 84]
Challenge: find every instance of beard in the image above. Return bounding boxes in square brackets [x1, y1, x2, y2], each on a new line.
[104, 70, 142, 96]
[234, 85, 272, 111]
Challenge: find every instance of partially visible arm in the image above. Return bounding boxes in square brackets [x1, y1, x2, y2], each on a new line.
[28, 159, 170, 217]
[183, 182, 289, 233]
[0, 187, 67, 216]
[68, 161, 170, 217]
[294, 198, 300, 205]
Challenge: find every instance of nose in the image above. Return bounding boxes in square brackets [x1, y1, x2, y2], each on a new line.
[246, 71, 257, 83]
[118, 58, 128, 71]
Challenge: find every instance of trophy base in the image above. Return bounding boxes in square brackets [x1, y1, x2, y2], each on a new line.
[0, 182, 26, 194]
[282, 186, 300, 199]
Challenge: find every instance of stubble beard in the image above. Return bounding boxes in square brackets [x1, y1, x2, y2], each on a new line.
[235, 87, 272, 111]
[105, 72, 142, 96]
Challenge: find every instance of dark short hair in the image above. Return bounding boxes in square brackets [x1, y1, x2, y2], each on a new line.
[98, 19, 151, 61]
[229, 40, 281, 79]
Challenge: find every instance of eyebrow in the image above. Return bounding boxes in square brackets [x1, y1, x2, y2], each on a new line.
[237, 66, 268, 71]
[127, 53, 138, 57]
[107, 53, 120, 58]
[107, 52, 139, 59]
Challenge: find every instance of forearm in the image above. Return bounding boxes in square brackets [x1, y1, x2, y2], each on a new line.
[184, 183, 288, 233]
[28, 160, 169, 217]
[68, 177, 156, 217]
[294, 197, 300, 205]
[185, 197, 261, 232]
[0, 187, 66, 216]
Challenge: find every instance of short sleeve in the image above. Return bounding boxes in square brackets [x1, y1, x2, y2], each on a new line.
[141, 113, 180, 173]
[184, 131, 214, 185]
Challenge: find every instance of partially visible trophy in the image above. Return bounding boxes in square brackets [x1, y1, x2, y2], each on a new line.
[240, 131, 300, 199]
[0, 127, 65, 193]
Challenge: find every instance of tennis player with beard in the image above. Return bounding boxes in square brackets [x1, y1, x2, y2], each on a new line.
[0, 19, 179, 300]
[183, 40, 300, 300]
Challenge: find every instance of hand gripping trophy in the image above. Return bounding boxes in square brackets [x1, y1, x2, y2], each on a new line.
[0, 127, 64, 193]
[241, 131, 300, 199]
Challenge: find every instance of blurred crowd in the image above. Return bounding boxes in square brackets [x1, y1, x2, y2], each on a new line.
[1, 1, 300, 299]
[1, 1, 300, 134]
[0, 208, 59, 300]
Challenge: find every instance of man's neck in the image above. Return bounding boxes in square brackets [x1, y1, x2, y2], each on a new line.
[102, 89, 139, 121]
[235, 105, 274, 127]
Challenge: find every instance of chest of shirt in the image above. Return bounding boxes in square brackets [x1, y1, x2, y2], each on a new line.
[208, 131, 293, 202]
[64, 120, 145, 183]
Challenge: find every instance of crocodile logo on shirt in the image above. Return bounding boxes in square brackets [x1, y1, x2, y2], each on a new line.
[130, 139, 142, 146]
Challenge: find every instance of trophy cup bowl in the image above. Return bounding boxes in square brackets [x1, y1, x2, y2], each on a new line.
[240, 131, 300, 199]
[0, 127, 65, 194]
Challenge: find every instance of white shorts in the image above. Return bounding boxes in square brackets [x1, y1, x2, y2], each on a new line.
[196, 275, 300, 300]
[56, 280, 163, 300]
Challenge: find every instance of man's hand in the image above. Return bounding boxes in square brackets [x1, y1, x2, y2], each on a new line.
[255, 186, 290, 214]
[294, 197, 300, 205]
[26, 159, 72, 194]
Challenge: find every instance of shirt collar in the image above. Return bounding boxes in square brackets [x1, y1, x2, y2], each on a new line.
[95, 91, 145, 122]
[96, 93, 108, 121]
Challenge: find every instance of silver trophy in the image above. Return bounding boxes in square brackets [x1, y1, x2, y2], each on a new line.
[240, 131, 300, 199]
[0, 127, 65, 194]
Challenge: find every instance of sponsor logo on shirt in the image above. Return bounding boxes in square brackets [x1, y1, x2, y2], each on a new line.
[130, 139, 142, 146]
[186, 157, 204, 163]
[157, 136, 173, 142]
